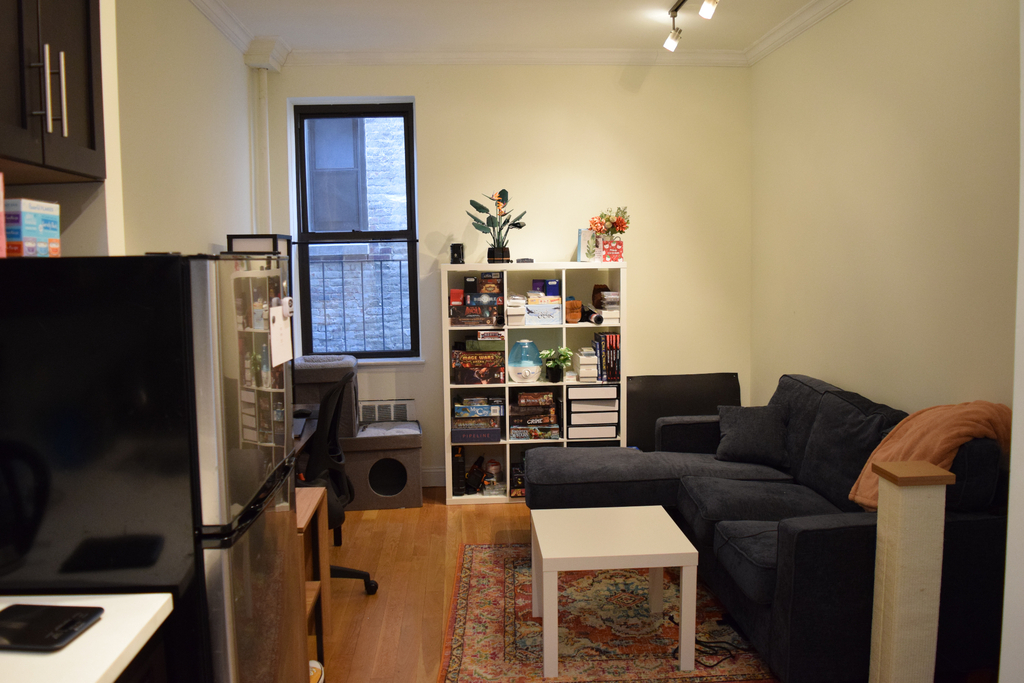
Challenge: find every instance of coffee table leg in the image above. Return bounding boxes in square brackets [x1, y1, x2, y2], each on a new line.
[649, 567, 663, 615]
[532, 522, 542, 618]
[543, 569, 559, 678]
[679, 565, 697, 671]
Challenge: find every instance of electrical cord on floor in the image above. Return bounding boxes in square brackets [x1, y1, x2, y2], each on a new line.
[667, 613, 755, 668]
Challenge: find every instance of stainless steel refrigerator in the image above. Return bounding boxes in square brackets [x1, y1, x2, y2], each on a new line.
[0, 254, 306, 683]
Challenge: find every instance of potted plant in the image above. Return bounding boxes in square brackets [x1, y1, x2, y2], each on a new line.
[467, 189, 526, 263]
[539, 346, 573, 383]
[588, 206, 630, 262]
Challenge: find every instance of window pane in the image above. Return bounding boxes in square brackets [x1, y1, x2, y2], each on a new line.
[304, 116, 408, 233]
[307, 241, 411, 354]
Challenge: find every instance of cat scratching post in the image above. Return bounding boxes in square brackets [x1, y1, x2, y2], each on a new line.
[869, 461, 955, 683]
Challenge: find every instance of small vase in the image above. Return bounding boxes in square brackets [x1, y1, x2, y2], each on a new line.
[487, 247, 511, 263]
[546, 366, 563, 384]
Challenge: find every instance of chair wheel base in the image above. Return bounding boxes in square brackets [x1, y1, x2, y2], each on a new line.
[365, 579, 379, 595]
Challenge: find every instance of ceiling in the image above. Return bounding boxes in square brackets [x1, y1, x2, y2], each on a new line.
[195, 0, 852, 66]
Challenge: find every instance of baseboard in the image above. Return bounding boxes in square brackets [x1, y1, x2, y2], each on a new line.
[422, 466, 446, 488]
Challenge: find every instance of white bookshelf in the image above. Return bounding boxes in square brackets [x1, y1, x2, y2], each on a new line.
[441, 261, 627, 505]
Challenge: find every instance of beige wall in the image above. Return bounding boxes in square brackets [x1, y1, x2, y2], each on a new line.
[1003, 0, 1024, 675]
[265, 64, 753, 479]
[116, 0, 252, 255]
[749, 0, 1019, 410]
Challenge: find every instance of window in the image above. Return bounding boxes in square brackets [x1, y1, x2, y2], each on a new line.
[294, 103, 419, 359]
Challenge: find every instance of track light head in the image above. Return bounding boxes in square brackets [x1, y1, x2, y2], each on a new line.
[664, 27, 682, 51]
[699, 0, 718, 19]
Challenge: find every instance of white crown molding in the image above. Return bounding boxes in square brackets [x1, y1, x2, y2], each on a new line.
[190, 0, 252, 53]
[284, 48, 749, 68]
[192, 0, 852, 68]
[244, 36, 291, 72]
[745, 0, 854, 65]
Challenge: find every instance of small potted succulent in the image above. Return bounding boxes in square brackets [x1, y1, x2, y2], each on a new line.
[539, 346, 573, 383]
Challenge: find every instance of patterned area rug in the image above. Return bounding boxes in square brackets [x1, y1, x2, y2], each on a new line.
[439, 544, 779, 683]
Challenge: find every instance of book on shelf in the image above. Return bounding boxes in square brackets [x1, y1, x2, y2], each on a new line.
[516, 391, 555, 406]
[465, 339, 504, 351]
[592, 332, 620, 382]
[451, 428, 502, 443]
[449, 305, 500, 326]
[526, 294, 561, 305]
[510, 425, 560, 440]
[451, 350, 505, 384]
[453, 404, 505, 417]
[452, 416, 501, 429]
[478, 272, 503, 294]
[567, 424, 618, 440]
[509, 404, 555, 416]
[509, 412, 558, 427]
[465, 293, 504, 306]
[477, 330, 506, 340]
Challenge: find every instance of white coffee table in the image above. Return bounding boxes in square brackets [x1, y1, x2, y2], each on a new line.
[530, 505, 699, 678]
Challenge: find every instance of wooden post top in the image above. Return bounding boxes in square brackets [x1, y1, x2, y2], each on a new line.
[872, 461, 956, 487]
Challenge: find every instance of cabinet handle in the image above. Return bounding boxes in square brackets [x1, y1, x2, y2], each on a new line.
[43, 43, 53, 134]
[58, 51, 68, 138]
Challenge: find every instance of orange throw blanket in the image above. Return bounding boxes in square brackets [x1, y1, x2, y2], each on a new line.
[849, 401, 1011, 511]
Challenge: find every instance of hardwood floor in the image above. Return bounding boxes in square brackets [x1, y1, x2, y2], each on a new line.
[318, 488, 531, 683]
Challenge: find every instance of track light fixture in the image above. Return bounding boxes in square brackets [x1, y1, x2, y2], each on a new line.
[664, 15, 682, 52]
[664, 0, 719, 51]
[699, 0, 718, 19]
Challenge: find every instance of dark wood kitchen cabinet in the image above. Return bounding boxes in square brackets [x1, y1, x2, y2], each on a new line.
[0, 0, 105, 184]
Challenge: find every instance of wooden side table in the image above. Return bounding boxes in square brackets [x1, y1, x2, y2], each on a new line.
[530, 506, 699, 678]
[296, 486, 332, 664]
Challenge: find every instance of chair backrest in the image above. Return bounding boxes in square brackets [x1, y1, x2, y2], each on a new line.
[293, 355, 359, 438]
[303, 372, 357, 528]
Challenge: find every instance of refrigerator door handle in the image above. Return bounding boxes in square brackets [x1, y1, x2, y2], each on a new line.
[200, 458, 293, 547]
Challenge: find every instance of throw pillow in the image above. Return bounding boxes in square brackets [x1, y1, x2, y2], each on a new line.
[715, 405, 788, 469]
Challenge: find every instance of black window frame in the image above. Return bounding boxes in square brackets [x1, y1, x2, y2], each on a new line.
[294, 102, 420, 360]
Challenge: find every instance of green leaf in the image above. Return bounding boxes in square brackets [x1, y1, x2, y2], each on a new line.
[497, 189, 508, 204]
[469, 199, 490, 214]
[466, 210, 487, 225]
[473, 224, 491, 234]
[510, 210, 526, 224]
[510, 222, 525, 229]
[486, 215, 498, 228]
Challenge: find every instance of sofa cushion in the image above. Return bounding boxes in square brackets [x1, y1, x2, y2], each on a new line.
[716, 405, 788, 469]
[767, 375, 841, 477]
[798, 391, 908, 512]
[677, 477, 840, 549]
[524, 447, 793, 509]
[714, 521, 780, 606]
[946, 438, 1002, 512]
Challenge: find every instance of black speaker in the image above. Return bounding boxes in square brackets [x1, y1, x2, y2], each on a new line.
[450, 243, 464, 264]
[452, 448, 465, 496]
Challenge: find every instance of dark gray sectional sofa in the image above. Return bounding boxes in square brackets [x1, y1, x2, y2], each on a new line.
[524, 374, 1006, 683]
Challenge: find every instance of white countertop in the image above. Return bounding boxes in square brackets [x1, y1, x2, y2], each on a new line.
[0, 593, 173, 683]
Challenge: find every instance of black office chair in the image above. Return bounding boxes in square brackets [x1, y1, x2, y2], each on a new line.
[300, 374, 379, 595]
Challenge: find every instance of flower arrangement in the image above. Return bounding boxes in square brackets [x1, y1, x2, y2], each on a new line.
[589, 206, 630, 241]
[539, 345, 573, 369]
[467, 189, 527, 249]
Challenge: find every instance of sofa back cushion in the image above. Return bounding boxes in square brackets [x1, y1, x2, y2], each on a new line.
[716, 405, 789, 469]
[798, 391, 908, 511]
[946, 438, 1002, 512]
[767, 374, 841, 476]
